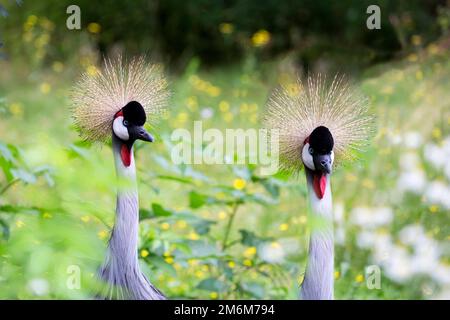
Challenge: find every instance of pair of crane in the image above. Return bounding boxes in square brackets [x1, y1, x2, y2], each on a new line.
[71, 56, 373, 300]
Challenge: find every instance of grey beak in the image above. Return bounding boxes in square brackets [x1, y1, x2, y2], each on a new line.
[314, 154, 332, 174]
[135, 126, 154, 142]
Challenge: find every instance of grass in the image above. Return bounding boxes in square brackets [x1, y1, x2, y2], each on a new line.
[0, 47, 449, 299]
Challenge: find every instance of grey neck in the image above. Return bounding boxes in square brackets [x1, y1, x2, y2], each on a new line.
[98, 135, 165, 300]
[300, 169, 334, 300]
[110, 135, 139, 264]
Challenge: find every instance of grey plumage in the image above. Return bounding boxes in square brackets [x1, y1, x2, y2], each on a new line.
[300, 170, 334, 300]
[71, 56, 169, 300]
[97, 136, 165, 300]
[264, 74, 374, 300]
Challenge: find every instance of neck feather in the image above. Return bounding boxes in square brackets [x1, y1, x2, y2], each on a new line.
[98, 136, 164, 300]
[110, 135, 139, 256]
[300, 168, 334, 300]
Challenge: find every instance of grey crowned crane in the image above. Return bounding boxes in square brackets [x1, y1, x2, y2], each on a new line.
[71, 56, 169, 299]
[264, 75, 374, 299]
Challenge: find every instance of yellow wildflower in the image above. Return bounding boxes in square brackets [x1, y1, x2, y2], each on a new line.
[188, 232, 200, 241]
[228, 261, 235, 268]
[219, 23, 234, 34]
[40, 82, 51, 94]
[210, 292, 218, 299]
[427, 44, 439, 55]
[42, 212, 52, 219]
[188, 259, 199, 267]
[251, 29, 271, 47]
[165, 257, 174, 264]
[243, 246, 257, 257]
[87, 22, 101, 34]
[334, 271, 340, 279]
[271, 241, 281, 249]
[415, 70, 423, 80]
[362, 179, 375, 190]
[279, 223, 289, 231]
[177, 112, 189, 123]
[355, 274, 364, 283]
[381, 86, 393, 95]
[86, 65, 98, 76]
[432, 128, 442, 139]
[81, 215, 90, 223]
[140, 249, 149, 258]
[407, 54, 418, 62]
[98, 230, 108, 240]
[219, 100, 230, 112]
[176, 220, 187, 229]
[233, 178, 246, 190]
[239, 103, 248, 113]
[208, 86, 221, 97]
[243, 259, 252, 267]
[411, 35, 422, 46]
[218, 211, 227, 220]
[223, 112, 233, 122]
[249, 103, 258, 112]
[15, 220, 25, 228]
[52, 61, 64, 73]
[9, 103, 23, 118]
[186, 96, 198, 111]
[429, 205, 439, 213]
[299, 215, 307, 224]
[161, 222, 170, 230]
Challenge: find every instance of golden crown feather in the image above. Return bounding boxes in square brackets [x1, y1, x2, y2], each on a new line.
[71, 56, 169, 142]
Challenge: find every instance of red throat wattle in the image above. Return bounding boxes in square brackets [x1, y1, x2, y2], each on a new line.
[313, 172, 327, 199]
[120, 144, 131, 167]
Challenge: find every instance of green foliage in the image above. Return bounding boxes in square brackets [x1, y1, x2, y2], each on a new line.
[0, 0, 446, 69]
[0, 142, 53, 240]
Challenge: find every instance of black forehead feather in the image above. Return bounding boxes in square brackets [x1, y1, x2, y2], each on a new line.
[122, 101, 146, 126]
[309, 126, 334, 153]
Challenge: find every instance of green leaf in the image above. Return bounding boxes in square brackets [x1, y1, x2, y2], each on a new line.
[0, 218, 10, 240]
[191, 219, 215, 235]
[156, 174, 194, 185]
[11, 168, 37, 184]
[189, 191, 208, 208]
[260, 179, 280, 198]
[146, 255, 177, 277]
[241, 281, 265, 299]
[0, 205, 42, 215]
[14, 171, 35, 184]
[151, 203, 173, 217]
[197, 278, 227, 293]
[239, 229, 273, 247]
[244, 193, 278, 205]
[139, 208, 154, 220]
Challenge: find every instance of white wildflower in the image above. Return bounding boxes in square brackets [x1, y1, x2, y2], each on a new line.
[404, 131, 423, 149]
[259, 242, 285, 264]
[27, 278, 49, 296]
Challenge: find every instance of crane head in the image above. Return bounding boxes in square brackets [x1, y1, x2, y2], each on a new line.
[301, 126, 335, 199]
[71, 56, 169, 143]
[112, 101, 154, 143]
[301, 126, 334, 174]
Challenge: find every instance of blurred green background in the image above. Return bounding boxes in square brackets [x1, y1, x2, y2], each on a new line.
[0, 0, 449, 299]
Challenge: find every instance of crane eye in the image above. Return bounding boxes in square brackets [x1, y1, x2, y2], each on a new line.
[123, 120, 129, 127]
[308, 147, 314, 155]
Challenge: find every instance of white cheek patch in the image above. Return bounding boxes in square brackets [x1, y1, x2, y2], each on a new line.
[302, 143, 315, 170]
[113, 116, 129, 141]
[330, 150, 335, 166]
